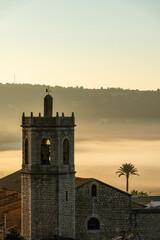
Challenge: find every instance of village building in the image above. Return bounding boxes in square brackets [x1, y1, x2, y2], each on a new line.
[0, 93, 160, 240]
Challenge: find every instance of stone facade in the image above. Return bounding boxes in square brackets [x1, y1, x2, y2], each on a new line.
[21, 94, 76, 240]
[75, 179, 131, 240]
[132, 209, 160, 240]
[0, 188, 21, 238]
[4, 207, 21, 233]
[1, 173, 160, 239]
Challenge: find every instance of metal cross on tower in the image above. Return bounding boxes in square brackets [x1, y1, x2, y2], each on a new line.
[46, 86, 52, 95]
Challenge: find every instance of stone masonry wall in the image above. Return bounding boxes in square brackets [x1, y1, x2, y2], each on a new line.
[58, 173, 75, 238]
[22, 113, 75, 240]
[132, 209, 160, 240]
[31, 174, 58, 240]
[5, 207, 21, 232]
[75, 180, 131, 240]
[57, 129, 75, 239]
[21, 174, 31, 240]
[0, 191, 20, 223]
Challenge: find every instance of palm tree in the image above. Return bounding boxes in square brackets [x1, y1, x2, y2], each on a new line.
[116, 163, 139, 192]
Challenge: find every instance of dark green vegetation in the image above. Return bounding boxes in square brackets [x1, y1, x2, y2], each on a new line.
[131, 189, 148, 197]
[0, 83, 160, 151]
[116, 163, 139, 192]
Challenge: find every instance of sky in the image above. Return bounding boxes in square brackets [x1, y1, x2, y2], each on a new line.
[0, 0, 160, 90]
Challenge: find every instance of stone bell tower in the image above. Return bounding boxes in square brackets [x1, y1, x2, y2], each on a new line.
[21, 91, 76, 240]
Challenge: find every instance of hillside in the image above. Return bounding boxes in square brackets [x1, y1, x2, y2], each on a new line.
[1, 83, 160, 120]
[0, 83, 160, 151]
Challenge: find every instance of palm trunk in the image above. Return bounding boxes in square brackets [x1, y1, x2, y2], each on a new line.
[126, 176, 129, 192]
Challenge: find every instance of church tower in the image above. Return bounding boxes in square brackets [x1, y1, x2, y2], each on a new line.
[21, 92, 75, 240]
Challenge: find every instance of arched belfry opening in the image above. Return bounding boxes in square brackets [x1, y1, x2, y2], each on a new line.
[41, 139, 51, 165]
[25, 139, 28, 164]
[63, 139, 69, 164]
[88, 218, 100, 230]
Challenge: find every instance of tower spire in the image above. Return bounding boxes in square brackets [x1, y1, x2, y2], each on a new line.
[44, 88, 53, 117]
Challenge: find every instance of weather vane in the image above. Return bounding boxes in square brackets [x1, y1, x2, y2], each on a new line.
[46, 86, 52, 95]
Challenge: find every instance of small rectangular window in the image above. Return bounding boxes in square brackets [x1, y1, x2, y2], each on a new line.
[92, 184, 97, 197]
[66, 191, 68, 201]
[63, 139, 69, 165]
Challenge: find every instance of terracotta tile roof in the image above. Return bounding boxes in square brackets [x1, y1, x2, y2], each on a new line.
[0, 171, 131, 196]
[0, 171, 21, 192]
[0, 171, 90, 192]
[75, 177, 91, 187]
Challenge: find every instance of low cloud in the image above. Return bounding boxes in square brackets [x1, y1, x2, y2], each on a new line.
[0, 124, 21, 151]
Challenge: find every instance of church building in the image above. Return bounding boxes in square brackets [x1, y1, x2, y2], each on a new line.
[0, 93, 160, 240]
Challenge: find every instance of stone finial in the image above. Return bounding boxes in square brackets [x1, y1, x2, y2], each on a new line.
[22, 112, 25, 125]
[44, 94, 53, 117]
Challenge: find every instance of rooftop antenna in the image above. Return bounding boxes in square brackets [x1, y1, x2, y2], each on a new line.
[46, 86, 52, 95]
[14, 74, 16, 84]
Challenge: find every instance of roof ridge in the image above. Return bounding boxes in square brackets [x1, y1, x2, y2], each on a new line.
[75, 177, 130, 196]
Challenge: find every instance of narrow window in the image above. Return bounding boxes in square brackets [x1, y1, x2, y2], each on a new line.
[66, 191, 68, 201]
[92, 184, 97, 197]
[63, 139, 69, 164]
[25, 139, 28, 164]
[88, 218, 100, 230]
[41, 139, 51, 165]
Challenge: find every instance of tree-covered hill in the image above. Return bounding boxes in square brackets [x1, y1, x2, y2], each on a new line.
[0, 83, 160, 124]
[0, 83, 160, 151]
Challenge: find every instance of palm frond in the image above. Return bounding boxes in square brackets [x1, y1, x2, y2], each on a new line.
[116, 163, 139, 178]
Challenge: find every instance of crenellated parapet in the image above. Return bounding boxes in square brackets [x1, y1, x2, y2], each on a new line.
[21, 112, 75, 127]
